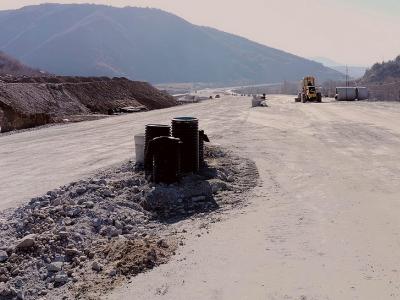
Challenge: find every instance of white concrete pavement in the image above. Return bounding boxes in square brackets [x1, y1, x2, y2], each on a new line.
[2, 95, 400, 299]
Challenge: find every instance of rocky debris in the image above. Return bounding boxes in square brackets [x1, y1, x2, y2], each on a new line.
[54, 272, 69, 284]
[0, 145, 258, 299]
[208, 179, 231, 194]
[47, 262, 63, 272]
[0, 282, 17, 298]
[142, 176, 216, 218]
[15, 234, 36, 250]
[0, 251, 8, 263]
[91, 261, 103, 272]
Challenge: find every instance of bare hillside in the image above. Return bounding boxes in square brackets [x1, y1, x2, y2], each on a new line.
[359, 56, 400, 101]
[0, 51, 43, 76]
[0, 4, 344, 84]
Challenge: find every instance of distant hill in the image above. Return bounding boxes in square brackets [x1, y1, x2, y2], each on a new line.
[0, 51, 43, 76]
[357, 56, 400, 101]
[310, 57, 367, 79]
[361, 56, 400, 83]
[329, 66, 367, 80]
[0, 4, 344, 85]
[310, 57, 342, 67]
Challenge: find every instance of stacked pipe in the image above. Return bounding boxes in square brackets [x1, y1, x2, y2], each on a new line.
[142, 117, 209, 183]
[144, 124, 170, 175]
[149, 136, 182, 183]
[171, 117, 199, 173]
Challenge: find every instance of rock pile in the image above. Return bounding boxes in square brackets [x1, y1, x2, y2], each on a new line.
[0, 145, 258, 299]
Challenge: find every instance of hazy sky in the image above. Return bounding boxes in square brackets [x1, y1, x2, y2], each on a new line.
[1, 0, 399, 66]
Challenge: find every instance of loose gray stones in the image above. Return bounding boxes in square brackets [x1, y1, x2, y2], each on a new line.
[85, 201, 95, 209]
[91, 261, 103, 272]
[208, 179, 229, 194]
[0, 250, 8, 262]
[47, 262, 63, 272]
[16, 234, 36, 250]
[54, 272, 68, 284]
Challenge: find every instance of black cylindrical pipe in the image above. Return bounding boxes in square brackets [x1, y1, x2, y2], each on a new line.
[144, 124, 171, 173]
[149, 136, 182, 183]
[171, 117, 199, 173]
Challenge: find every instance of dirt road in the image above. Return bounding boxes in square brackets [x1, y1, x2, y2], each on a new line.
[0, 97, 239, 209]
[2, 95, 400, 299]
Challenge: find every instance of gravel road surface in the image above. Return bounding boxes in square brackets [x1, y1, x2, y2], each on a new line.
[2, 95, 400, 299]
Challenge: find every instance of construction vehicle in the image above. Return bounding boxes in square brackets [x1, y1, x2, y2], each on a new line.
[295, 76, 322, 103]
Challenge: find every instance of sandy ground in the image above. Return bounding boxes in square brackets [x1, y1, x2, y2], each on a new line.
[2, 95, 400, 299]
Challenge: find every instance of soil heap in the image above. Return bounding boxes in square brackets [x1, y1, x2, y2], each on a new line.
[0, 76, 177, 132]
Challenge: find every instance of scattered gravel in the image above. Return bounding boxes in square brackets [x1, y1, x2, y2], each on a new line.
[0, 145, 258, 299]
[0, 251, 8, 263]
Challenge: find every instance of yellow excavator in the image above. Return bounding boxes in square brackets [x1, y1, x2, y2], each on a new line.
[295, 76, 322, 103]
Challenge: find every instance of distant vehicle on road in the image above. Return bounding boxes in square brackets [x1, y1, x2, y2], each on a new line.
[295, 76, 322, 103]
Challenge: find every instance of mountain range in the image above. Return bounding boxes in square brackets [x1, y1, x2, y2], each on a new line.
[0, 4, 344, 84]
[310, 56, 368, 79]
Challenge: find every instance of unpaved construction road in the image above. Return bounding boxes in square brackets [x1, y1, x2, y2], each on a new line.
[2, 95, 400, 299]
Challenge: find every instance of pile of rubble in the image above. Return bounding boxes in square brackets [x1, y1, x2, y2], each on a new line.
[0, 145, 258, 299]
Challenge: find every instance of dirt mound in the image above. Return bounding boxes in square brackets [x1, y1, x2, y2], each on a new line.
[0, 76, 177, 132]
[0, 145, 258, 299]
[64, 237, 177, 300]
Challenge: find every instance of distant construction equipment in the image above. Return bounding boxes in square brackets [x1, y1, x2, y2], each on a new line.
[295, 76, 322, 103]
